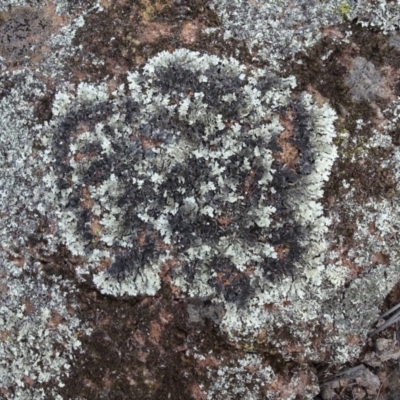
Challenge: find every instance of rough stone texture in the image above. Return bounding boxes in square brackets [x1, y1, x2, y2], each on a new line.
[1, 0, 400, 399]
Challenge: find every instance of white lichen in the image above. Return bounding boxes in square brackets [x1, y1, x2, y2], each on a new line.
[203, 353, 318, 400]
[207, 0, 400, 70]
[0, 255, 89, 399]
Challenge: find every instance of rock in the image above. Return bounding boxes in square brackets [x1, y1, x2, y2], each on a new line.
[355, 366, 380, 397]
[363, 351, 382, 368]
[1, 0, 400, 399]
[376, 338, 393, 352]
[352, 386, 367, 400]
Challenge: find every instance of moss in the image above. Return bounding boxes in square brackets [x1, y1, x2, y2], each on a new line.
[334, 2, 352, 21]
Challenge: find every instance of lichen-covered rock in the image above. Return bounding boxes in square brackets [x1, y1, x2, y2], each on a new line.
[1, 1, 400, 399]
[0, 255, 89, 400]
[345, 57, 390, 102]
[0, 7, 51, 62]
[42, 50, 343, 356]
[207, 0, 400, 70]
[206, 0, 343, 69]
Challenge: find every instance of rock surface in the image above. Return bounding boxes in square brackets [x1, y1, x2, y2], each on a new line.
[1, 0, 400, 399]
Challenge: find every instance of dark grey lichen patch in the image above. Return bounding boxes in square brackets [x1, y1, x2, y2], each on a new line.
[345, 57, 390, 102]
[207, 257, 254, 306]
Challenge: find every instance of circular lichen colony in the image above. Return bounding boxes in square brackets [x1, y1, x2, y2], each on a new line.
[47, 50, 336, 312]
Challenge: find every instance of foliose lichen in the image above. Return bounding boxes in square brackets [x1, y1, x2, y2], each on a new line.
[324, 95, 400, 362]
[43, 50, 334, 310]
[206, 0, 400, 70]
[0, 66, 91, 399]
[35, 51, 352, 371]
[206, 0, 343, 69]
[2, 0, 400, 397]
[0, 69, 53, 254]
[0, 254, 87, 399]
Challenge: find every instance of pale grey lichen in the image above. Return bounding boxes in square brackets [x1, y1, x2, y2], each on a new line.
[43, 49, 340, 319]
[207, 0, 400, 70]
[0, 254, 88, 399]
[53, 0, 103, 15]
[321, 95, 400, 363]
[0, 69, 55, 255]
[207, 0, 343, 69]
[353, 0, 400, 33]
[203, 354, 274, 400]
[0, 66, 90, 398]
[218, 93, 339, 343]
[202, 353, 318, 400]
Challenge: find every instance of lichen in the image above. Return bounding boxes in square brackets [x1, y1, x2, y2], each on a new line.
[206, 0, 343, 70]
[0, 69, 53, 256]
[0, 254, 89, 399]
[42, 50, 339, 320]
[345, 57, 389, 102]
[2, 0, 400, 397]
[206, 0, 400, 71]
